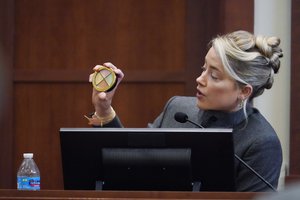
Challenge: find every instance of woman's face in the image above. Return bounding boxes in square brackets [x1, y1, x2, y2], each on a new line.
[196, 47, 242, 112]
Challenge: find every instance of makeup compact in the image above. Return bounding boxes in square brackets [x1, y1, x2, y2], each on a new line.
[92, 66, 117, 92]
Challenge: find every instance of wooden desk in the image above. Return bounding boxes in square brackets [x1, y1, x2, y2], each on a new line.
[0, 189, 264, 200]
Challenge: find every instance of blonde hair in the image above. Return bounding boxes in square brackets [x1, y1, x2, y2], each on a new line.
[211, 30, 283, 121]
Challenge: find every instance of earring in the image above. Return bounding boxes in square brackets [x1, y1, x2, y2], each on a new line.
[238, 99, 244, 109]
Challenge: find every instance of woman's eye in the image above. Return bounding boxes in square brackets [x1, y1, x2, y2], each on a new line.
[211, 73, 219, 80]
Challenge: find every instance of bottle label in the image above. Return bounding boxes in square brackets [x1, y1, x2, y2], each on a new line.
[17, 176, 40, 190]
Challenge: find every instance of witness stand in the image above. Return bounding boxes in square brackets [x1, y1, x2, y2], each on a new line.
[0, 189, 263, 200]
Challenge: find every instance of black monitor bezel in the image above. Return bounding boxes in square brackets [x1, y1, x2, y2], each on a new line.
[60, 128, 235, 191]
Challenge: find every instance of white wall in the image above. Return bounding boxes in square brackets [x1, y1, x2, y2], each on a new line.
[254, 0, 291, 189]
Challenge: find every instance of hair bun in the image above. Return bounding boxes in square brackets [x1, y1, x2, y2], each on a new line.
[255, 35, 283, 74]
[269, 50, 283, 73]
[267, 37, 280, 47]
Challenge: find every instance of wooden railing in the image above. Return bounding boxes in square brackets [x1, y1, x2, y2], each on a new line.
[0, 189, 265, 200]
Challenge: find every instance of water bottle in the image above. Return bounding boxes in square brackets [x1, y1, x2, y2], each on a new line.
[17, 153, 40, 190]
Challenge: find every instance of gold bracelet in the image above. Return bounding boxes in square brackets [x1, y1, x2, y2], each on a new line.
[84, 107, 116, 127]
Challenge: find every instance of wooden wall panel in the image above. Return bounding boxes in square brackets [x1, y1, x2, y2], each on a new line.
[115, 83, 185, 127]
[14, 0, 186, 71]
[0, 0, 255, 189]
[220, 0, 254, 33]
[0, 0, 14, 188]
[290, 0, 300, 176]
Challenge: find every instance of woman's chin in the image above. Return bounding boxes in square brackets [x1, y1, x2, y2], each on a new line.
[197, 101, 206, 110]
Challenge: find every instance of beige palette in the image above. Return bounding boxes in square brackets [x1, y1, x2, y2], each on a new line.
[92, 66, 117, 92]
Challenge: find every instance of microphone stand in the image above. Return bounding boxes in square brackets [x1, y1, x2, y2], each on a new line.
[234, 154, 277, 191]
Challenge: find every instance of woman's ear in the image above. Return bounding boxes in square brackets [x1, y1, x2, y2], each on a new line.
[239, 84, 253, 100]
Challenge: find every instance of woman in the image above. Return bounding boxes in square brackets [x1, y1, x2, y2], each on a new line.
[87, 30, 283, 191]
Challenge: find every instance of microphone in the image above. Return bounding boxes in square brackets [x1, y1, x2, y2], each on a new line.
[174, 112, 204, 128]
[174, 112, 277, 192]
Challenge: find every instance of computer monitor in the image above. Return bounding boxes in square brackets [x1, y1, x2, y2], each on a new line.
[60, 128, 235, 191]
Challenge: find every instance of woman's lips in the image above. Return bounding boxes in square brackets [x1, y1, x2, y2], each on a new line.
[196, 89, 205, 99]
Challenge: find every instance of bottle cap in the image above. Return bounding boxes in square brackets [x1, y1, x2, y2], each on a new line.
[92, 66, 117, 92]
[23, 153, 33, 159]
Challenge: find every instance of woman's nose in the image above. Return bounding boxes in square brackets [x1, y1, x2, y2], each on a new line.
[196, 72, 206, 86]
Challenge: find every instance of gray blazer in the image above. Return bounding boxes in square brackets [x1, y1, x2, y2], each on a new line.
[106, 96, 283, 192]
